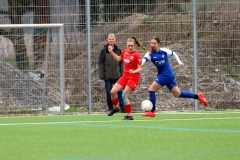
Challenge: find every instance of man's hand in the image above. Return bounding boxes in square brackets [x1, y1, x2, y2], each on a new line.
[108, 46, 113, 52]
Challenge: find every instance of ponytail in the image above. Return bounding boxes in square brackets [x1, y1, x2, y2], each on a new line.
[128, 36, 147, 51]
[131, 36, 147, 51]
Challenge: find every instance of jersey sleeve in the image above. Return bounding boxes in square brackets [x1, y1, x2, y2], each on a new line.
[172, 51, 183, 64]
[161, 48, 173, 57]
[161, 48, 183, 64]
[143, 51, 151, 61]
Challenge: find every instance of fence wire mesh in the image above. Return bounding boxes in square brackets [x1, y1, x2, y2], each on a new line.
[0, 0, 239, 115]
[0, 27, 62, 114]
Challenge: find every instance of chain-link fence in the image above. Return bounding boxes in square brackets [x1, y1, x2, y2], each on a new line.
[0, 0, 239, 115]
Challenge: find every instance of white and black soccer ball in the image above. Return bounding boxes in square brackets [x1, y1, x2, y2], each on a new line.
[140, 100, 153, 112]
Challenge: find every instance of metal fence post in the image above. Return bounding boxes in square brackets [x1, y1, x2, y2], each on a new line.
[192, 0, 198, 111]
[86, 0, 92, 114]
[59, 24, 65, 114]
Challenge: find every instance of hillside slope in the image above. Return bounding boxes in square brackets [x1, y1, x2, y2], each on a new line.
[63, 13, 240, 111]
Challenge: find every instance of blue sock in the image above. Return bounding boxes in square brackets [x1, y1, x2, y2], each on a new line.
[180, 91, 198, 99]
[149, 91, 156, 112]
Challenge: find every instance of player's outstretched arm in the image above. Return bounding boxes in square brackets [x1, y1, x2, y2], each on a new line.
[172, 51, 184, 67]
[142, 58, 147, 66]
[142, 52, 150, 66]
[108, 46, 122, 62]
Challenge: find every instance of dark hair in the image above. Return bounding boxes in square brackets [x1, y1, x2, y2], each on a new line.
[149, 36, 161, 53]
[152, 37, 160, 44]
[127, 36, 147, 51]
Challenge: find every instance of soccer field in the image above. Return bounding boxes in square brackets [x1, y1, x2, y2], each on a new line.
[0, 111, 240, 160]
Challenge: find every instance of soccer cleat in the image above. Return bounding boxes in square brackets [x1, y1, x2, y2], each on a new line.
[108, 108, 119, 116]
[198, 92, 208, 106]
[141, 111, 155, 117]
[123, 115, 134, 120]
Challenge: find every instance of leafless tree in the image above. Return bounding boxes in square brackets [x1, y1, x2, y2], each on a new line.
[33, 0, 50, 70]
[0, 0, 31, 70]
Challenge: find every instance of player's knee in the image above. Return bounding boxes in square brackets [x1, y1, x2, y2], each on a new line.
[172, 91, 180, 98]
[110, 90, 116, 96]
[148, 88, 155, 92]
[148, 85, 159, 92]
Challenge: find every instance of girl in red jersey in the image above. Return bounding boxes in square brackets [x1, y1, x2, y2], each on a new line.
[108, 37, 146, 120]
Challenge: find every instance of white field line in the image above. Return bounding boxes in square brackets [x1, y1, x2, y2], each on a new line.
[0, 116, 240, 126]
[0, 111, 239, 119]
[158, 111, 240, 115]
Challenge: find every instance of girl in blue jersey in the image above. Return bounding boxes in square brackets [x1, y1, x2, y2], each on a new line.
[141, 37, 208, 117]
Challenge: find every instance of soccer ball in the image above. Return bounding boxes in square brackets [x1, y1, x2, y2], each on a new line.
[140, 100, 153, 112]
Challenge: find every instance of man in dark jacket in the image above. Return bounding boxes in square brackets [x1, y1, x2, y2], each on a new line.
[98, 33, 125, 115]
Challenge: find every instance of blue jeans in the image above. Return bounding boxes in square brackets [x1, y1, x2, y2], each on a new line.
[104, 79, 124, 111]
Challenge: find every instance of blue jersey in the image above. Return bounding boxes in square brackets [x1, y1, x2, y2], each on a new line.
[143, 48, 174, 77]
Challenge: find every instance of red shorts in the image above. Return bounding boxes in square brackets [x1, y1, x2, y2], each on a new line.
[116, 76, 140, 90]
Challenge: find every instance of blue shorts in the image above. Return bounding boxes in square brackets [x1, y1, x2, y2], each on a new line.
[155, 74, 177, 91]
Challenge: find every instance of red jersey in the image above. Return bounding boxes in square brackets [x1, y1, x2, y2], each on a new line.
[120, 49, 142, 79]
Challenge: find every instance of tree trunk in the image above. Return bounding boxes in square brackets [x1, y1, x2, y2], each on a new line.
[33, 0, 50, 70]
[8, 0, 29, 71]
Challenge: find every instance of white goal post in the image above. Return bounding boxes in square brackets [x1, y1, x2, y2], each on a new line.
[0, 23, 65, 113]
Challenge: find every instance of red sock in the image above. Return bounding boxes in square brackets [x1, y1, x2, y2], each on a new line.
[124, 104, 132, 114]
[111, 97, 119, 108]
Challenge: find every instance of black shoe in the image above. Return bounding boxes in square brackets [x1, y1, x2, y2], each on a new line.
[108, 109, 119, 116]
[123, 115, 133, 120]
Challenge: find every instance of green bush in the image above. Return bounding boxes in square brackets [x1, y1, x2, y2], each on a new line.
[141, 16, 154, 24]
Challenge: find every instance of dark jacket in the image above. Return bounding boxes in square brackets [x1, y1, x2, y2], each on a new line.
[98, 44, 123, 80]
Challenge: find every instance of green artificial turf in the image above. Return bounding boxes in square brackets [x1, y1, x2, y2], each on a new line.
[0, 111, 239, 160]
